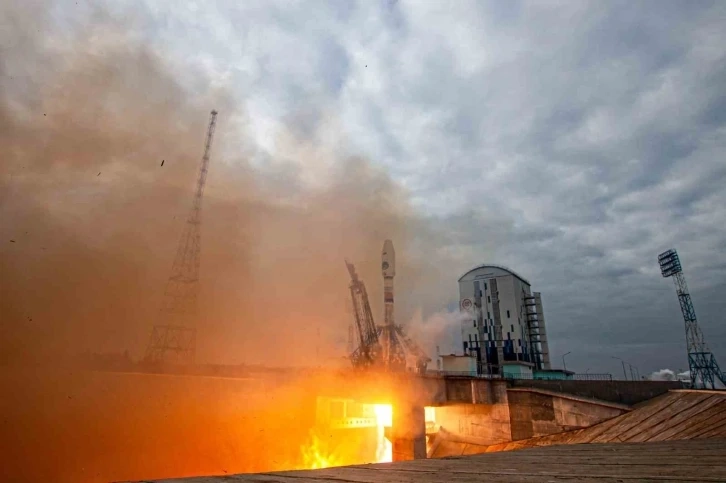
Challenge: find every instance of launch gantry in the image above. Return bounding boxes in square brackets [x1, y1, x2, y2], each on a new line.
[345, 240, 430, 374]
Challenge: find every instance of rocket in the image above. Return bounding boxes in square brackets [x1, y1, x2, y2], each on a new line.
[382, 239, 396, 327]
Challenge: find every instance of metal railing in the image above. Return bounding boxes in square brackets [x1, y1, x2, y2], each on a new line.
[428, 370, 613, 381]
[506, 373, 613, 381]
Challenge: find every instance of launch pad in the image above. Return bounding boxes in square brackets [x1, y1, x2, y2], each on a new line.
[345, 240, 430, 374]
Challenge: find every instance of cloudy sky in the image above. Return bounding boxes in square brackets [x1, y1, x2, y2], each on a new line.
[3, 0, 725, 376]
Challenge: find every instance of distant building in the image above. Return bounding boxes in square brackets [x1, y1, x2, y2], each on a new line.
[459, 264, 551, 376]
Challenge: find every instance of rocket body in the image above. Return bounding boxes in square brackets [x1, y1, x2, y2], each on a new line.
[382, 239, 395, 327]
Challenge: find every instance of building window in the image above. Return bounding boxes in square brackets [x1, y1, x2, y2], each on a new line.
[507, 310, 510, 318]
[511, 324, 514, 332]
[507, 332, 511, 340]
[487, 311, 490, 319]
[484, 325, 488, 334]
[473, 320, 476, 327]
[487, 296, 491, 303]
[484, 283, 487, 290]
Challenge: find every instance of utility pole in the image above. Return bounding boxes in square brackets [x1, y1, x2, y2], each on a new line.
[562, 351, 572, 372]
[612, 356, 628, 381]
[145, 110, 218, 365]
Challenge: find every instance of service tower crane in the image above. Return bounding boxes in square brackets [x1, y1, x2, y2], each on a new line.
[345, 240, 430, 374]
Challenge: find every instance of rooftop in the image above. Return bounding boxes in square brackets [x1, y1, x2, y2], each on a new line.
[458, 263, 531, 286]
[127, 438, 726, 482]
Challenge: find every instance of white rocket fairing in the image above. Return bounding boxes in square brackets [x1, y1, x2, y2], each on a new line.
[382, 239, 395, 327]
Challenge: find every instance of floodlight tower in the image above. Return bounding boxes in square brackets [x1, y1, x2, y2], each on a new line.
[658, 249, 724, 389]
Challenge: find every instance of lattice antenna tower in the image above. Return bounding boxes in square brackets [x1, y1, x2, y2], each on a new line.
[145, 110, 218, 365]
[658, 249, 725, 389]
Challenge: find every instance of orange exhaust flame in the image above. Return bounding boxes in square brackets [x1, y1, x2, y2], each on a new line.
[298, 403, 393, 469]
[300, 430, 343, 469]
[373, 404, 393, 463]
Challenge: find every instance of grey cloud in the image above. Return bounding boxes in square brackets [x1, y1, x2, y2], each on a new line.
[11, 0, 726, 376]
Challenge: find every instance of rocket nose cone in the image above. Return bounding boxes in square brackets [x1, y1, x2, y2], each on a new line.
[382, 239, 394, 256]
[381, 239, 395, 276]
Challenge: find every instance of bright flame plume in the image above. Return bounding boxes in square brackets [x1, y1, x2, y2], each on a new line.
[298, 403, 393, 469]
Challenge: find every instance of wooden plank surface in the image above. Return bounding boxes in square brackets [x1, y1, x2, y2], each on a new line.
[130, 438, 726, 483]
[678, 402, 726, 439]
[648, 399, 726, 441]
[587, 392, 684, 443]
[617, 393, 714, 443]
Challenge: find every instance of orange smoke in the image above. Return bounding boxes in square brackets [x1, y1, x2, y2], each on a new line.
[0, 366, 411, 482]
[0, 2, 487, 482]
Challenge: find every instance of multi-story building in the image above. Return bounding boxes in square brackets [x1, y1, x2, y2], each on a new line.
[459, 264, 551, 377]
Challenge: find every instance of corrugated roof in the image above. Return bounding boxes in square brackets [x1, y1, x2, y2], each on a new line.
[458, 264, 531, 286]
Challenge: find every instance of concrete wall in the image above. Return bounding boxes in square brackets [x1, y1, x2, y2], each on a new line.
[431, 385, 630, 447]
[428, 378, 512, 446]
[392, 403, 426, 461]
[439, 378, 508, 405]
[507, 379, 684, 405]
[507, 389, 629, 441]
[432, 402, 513, 446]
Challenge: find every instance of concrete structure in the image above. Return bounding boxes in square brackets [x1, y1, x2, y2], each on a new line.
[427, 385, 630, 450]
[507, 378, 683, 405]
[435, 389, 726, 455]
[130, 439, 726, 482]
[459, 264, 550, 376]
[439, 354, 477, 376]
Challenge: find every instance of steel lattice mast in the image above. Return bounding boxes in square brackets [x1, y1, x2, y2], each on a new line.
[345, 259, 381, 368]
[658, 249, 724, 389]
[145, 110, 218, 365]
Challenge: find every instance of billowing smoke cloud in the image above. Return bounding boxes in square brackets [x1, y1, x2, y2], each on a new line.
[0, 1, 485, 367]
[405, 309, 469, 360]
[649, 369, 690, 381]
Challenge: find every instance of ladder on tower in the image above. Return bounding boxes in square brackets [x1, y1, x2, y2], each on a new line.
[523, 292, 549, 370]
